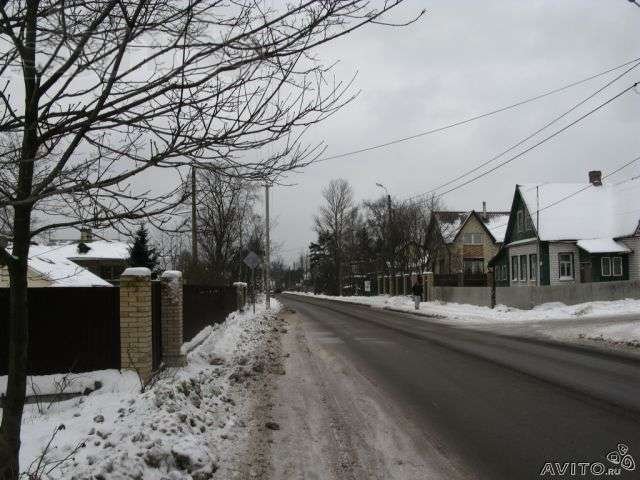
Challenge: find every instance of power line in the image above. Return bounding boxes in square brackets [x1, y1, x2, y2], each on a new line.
[407, 60, 640, 200]
[424, 81, 638, 201]
[313, 56, 640, 164]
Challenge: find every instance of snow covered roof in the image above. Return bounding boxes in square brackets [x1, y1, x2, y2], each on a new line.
[576, 238, 631, 254]
[518, 182, 640, 242]
[484, 213, 511, 243]
[27, 246, 112, 287]
[434, 210, 510, 243]
[434, 211, 469, 243]
[54, 240, 129, 261]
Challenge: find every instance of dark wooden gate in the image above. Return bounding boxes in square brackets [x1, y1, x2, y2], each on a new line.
[151, 281, 162, 370]
[182, 285, 236, 342]
[0, 287, 120, 375]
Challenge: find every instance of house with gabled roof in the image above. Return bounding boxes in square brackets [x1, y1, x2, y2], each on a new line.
[427, 204, 510, 275]
[0, 229, 130, 287]
[492, 171, 640, 287]
[0, 245, 113, 287]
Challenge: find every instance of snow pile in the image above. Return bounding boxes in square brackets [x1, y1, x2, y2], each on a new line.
[122, 267, 151, 277]
[285, 292, 640, 337]
[0, 370, 138, 397]
[2, 300, 281, 479]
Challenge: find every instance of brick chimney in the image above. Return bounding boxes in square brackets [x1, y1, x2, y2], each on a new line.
[482, 201, 487, 220]
[588, 170, 602, 186]
[79, 227, 94, 243]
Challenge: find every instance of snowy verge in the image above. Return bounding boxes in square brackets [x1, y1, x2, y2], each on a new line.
[1, 299, 281, 479]
[284, 292, 640, 343]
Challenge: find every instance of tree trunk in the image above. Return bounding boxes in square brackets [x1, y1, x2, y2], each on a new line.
[0, 207, 32, 480]
[0, 2, 38, 476]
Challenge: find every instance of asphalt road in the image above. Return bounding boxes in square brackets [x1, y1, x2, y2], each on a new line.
[279, 294, 640, 480]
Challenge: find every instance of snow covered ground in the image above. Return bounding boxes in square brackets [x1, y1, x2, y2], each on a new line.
[285, 292, 640, 345]
[0, 300, 282, 479]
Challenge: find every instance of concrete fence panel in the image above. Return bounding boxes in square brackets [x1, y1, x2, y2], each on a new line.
[431, 280, 640, 310]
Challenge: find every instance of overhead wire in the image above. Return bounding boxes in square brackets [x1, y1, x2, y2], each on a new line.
[312, 56, 640, 165]
[422, 81, 638, 201]
[407, 60, 640, 200]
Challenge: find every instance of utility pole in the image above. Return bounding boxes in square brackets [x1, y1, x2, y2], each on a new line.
[536, 186, 541, 286]
[191, 166, 198, 263]
[376, 182, 392, 293]
[265, 184, 271, 310]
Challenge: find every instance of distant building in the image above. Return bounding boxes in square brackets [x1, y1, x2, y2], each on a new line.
[427, 204, 510, 275]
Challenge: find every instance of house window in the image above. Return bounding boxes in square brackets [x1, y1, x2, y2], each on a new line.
[519, 255, 527, 282]
[601, 257, 611, 277]
[464, 259, 484, 274]
[463, 233, 483, 245]
[558, 253, 574, 280]
[517, 210, 524, 233]
[511, 256, 519, 281]
[529, 254, 537, 281]
[613, 257, 623, 277]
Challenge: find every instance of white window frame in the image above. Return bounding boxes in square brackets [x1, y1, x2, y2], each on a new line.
[558, 252, 574, 280]
[529, 254, 537, 281]
[519, 255, 527, 282]
[612, 257, 623, 277]
[511, 256, 519, 281]
[463, 233, 483, 245]
[601, 257, 611, 277]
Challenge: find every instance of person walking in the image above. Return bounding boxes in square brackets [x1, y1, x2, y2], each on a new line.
[412, 276, 423, 310]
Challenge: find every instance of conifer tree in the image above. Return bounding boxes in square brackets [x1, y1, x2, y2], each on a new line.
[128, 225, 160, 276]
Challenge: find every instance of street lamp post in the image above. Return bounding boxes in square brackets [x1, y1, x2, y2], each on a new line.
[376, 182, 393, 295]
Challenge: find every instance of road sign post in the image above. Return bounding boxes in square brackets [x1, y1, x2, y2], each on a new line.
[244, 251, 261, 314]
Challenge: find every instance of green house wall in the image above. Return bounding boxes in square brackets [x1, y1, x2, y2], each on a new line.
[492, 249, 510, 287]
[505, 188, 537, 244]
[539, 242, 550, 286]
[580, 251, 629, 282]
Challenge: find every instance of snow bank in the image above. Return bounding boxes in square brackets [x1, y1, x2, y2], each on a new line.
[2, 299, 281, 479]
[285, 292, 640, 342]
[0, 370, 138, 397]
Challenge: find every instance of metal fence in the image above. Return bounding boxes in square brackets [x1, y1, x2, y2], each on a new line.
[182, 285, 236, 342]
[0, 287, 120, 375]
[434, 274, 459, 287]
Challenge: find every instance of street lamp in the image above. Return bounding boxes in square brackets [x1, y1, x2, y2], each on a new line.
[376, 182, 394, 294]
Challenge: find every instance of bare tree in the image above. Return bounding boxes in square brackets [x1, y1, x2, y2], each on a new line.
[0, 1, 422, 476]
[196, 171, 258, 284]
[314, 179, 356, 295]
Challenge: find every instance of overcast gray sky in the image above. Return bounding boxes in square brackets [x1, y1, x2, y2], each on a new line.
[268, 0, 640, 262]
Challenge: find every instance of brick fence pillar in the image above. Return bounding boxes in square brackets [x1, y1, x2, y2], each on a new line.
[161, 271, 187, 367]
[120, 267, 153, 382]
[425, 271, 434, 302]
